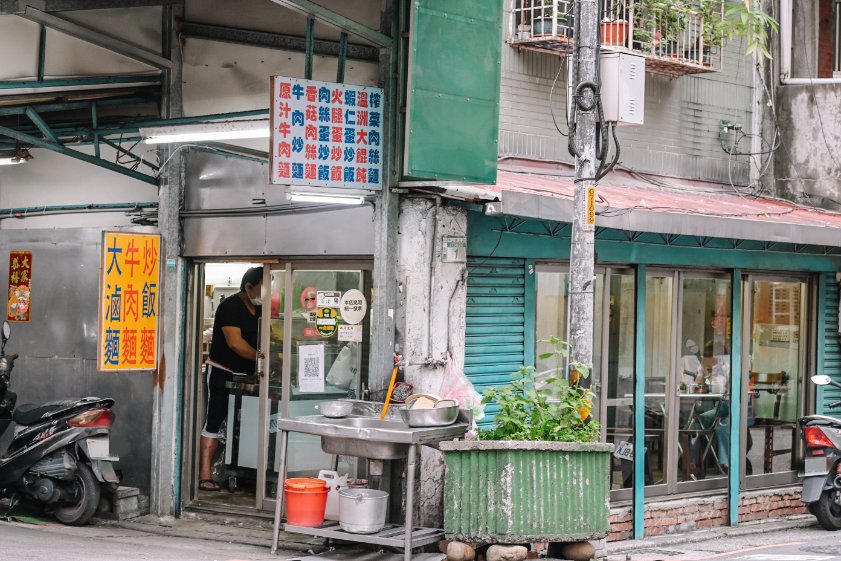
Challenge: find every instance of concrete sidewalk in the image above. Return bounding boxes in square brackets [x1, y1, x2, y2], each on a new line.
[100, 510, 820, 560]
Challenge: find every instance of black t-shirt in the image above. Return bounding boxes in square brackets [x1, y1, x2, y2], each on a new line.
[208, 293, 261, 374]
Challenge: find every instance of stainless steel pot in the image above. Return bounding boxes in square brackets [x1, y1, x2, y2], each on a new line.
[338, 488, 388, 534]
[317, 400, 354, 418]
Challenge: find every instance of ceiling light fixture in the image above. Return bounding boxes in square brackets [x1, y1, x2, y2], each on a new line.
[140, 120, 270, 144]
[0, 149, 32, 166]
[287, 192, 365, 206]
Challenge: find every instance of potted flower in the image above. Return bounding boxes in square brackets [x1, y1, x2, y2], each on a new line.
[440, 337, 613, 545]
[601, 0, 628, 46]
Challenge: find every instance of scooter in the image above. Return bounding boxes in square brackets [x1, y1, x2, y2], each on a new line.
[800, 374, 841, 531]
[0, 320, 120, 525]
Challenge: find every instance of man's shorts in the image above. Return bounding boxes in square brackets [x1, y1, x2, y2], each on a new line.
[201, 363, 233, 439]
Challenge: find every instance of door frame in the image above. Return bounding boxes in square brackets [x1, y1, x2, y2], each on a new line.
[257, 260, 373, 511]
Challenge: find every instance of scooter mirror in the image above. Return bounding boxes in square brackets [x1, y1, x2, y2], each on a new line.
[811, 374, 832, 386]
[1, 321, 9, 341]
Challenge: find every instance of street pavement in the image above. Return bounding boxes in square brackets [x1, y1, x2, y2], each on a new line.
[2, 515, 841, 561]
[606, 523, 841, 561]
[0, 520, 300, 561]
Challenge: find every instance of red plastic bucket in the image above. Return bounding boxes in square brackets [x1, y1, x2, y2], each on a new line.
[284, 478, 328, 527]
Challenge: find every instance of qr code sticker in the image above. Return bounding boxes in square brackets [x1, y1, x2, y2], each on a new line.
[303, 356, 319, 378]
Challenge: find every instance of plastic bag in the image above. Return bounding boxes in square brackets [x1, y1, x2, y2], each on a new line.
[326, 342, 358, 389]
[437, 352, 485, 422]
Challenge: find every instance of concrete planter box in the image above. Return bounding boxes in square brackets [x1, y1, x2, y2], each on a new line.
[439, 440, 613, 544]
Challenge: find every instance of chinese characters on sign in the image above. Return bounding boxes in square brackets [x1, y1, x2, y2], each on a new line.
[98, 232, 161, 371]
[7, 251, 32, 322]
[270, 77, 384, 190]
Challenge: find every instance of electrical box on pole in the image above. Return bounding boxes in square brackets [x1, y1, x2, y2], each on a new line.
[599, 53, 646, 125]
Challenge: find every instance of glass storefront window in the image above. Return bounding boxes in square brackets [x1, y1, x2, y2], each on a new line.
[745, 280, 805, 478]
[644, 275, 673, 488]
[676, 277, 731, 484]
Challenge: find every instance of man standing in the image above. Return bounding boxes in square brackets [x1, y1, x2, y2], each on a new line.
[199, 266, 263, 492]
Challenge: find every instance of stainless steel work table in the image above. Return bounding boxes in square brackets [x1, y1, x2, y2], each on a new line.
[271, 414, 469, 561]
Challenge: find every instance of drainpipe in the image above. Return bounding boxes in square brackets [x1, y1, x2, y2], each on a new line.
[425, 197, 443, 367]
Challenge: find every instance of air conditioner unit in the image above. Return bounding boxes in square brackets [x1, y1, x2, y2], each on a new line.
[599, 52, 645, 125]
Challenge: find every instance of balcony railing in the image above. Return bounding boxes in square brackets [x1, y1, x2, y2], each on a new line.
[509, 0, 724, 78]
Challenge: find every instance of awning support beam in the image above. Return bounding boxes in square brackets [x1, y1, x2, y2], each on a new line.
[0, 0, 179, 14]
[0, 125, 157, 185]
[268, 0, 391, 48]
[179, 21, 379, 61]
[0, 75, 162, 90]
[24, 107, 60, 144]
[20, 7, 172, 69]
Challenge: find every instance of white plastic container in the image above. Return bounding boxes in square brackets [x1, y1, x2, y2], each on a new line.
[317, 470, 348, 521]
[338, 488, 389, 534]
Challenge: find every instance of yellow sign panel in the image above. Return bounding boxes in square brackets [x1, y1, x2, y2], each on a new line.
[586, 186, 596, 226]
[98, 232, 161, 371]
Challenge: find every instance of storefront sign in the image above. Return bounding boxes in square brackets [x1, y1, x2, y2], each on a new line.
[270, 76, 384, 190]
[339, 289, 367, 325]
[6, 251, 32, 322]
[315, 307, 338, 337]
[98, 232, 161, 371]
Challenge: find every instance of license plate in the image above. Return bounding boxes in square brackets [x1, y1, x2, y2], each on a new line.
[86, 437, 110, 459]
[804, 456, 829, 476]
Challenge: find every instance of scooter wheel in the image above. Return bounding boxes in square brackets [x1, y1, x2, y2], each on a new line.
[53, 463, 100, 526]
[814, 489, 841, 531]
[227, 476, 237, 493]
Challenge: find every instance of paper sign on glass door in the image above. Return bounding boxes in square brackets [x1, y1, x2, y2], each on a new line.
[298, 344, 325, 393]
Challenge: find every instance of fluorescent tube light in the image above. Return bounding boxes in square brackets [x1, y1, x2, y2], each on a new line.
[0, 149, 32, 166]
[140, 120, 270, 144]
[288, 192, 365, 206]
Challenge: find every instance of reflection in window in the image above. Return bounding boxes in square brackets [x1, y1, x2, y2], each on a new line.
[746, 281, 805, 477]
[643, 276, 673, 487]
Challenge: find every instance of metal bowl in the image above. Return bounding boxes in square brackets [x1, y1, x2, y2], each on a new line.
[399, 404, 459, 427]
[318, 400, 354, 418]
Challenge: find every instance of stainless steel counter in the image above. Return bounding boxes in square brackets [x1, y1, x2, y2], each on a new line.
[278, 414, 469, 445]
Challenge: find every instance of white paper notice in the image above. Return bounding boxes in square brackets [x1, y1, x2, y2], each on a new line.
[338, 324, 363, 342]
[298, 344, 325, 393]
[317, 291, 341, 308]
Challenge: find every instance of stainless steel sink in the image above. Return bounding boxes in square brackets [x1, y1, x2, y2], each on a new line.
[277, 405, 469, 460]
[328, 417, 406, 429]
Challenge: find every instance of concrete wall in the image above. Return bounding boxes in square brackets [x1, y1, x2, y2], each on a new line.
[773, 84, 841, 206]
[395, 198, 468, 527]
[0, 228, 155, 496]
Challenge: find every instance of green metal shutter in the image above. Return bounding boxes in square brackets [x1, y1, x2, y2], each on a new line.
[404, 0, 503, 183]
[465, 257, 527, 426]
[818, 273, 841, 415]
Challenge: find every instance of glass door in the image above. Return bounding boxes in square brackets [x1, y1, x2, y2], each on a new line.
[673, 275, 731, 490]
[742, 276, 808, 488]
[259, 262, 373, 509]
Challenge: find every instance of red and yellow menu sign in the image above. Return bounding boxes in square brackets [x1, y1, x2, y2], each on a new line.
[7, 251, 32, 322]
[98, 232, 161, 371]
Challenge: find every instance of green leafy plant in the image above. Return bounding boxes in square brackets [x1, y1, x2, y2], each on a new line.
[721, 0, 779, 60]
[479, 337, 600, 443]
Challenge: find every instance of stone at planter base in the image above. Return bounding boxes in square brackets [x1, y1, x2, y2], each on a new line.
[447, 541, 477, 561]
[487, 545, 528, 561]
[547, 541, 596, 561]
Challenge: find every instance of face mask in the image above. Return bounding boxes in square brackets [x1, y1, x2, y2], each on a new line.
[250, 297, 263, 307]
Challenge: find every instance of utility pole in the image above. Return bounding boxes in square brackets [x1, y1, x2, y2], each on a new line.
[568, 0, 599, 381]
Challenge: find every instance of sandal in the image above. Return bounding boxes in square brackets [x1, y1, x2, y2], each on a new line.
[199, 479, 221, 492]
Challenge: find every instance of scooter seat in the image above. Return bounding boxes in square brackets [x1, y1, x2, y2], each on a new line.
[13, 399, 78, 425]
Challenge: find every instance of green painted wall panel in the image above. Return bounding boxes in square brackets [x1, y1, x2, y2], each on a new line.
[818, 273, 841, 416]
[404, 0, 502, 183]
